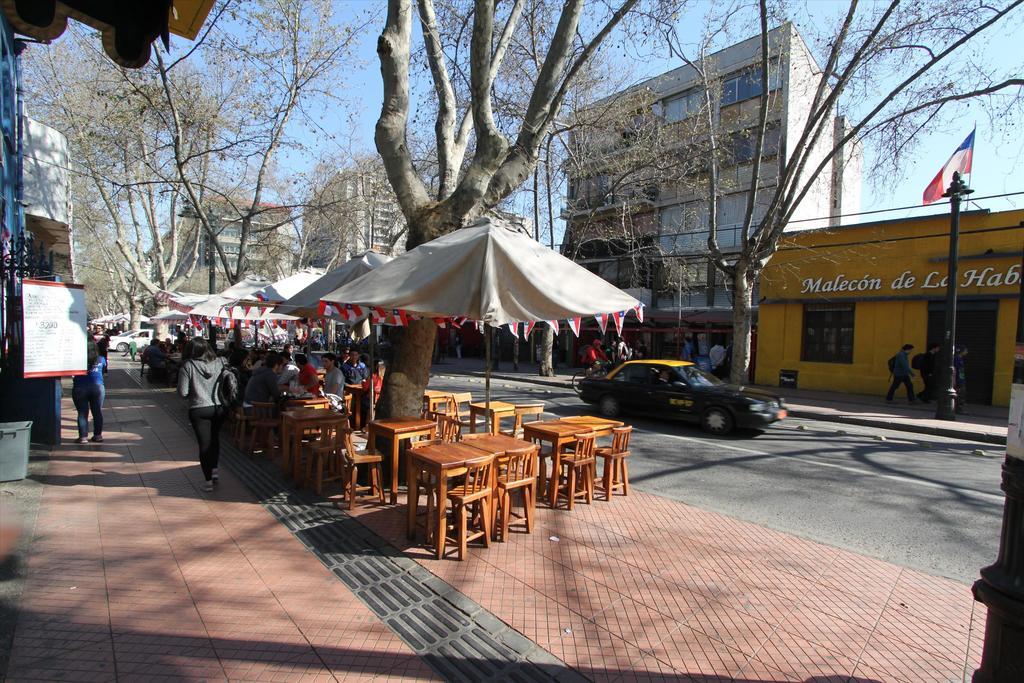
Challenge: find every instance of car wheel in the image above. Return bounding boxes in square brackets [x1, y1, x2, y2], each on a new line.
[598, 395, 621, 418]
[116, 343, 128, 352]
[702, 406, 734, 435]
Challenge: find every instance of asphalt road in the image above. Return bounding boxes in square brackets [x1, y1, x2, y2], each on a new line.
[428, 371, 1004, 584]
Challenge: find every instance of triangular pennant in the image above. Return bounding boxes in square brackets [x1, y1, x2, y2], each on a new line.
[523, 321, 536, 339]
[635, 304, 644, 323]
[595, 313, 608, 335]
[546, 320, 559, 335]
[612, 310, 626, 336]
[506, 322, 519, 339]
[567, 317, 582, 337]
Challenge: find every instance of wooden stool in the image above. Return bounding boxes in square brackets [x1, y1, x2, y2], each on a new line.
[340, 429, 385, 510]
[303, 418, 349, 495]
[445, 455, 494, 560]
[231, 407, 250, 444]
[595, 426, 632, 500]
[556, 431, 597, 510]
[248, 402, 278, 458]
[493, 445, 538, 541]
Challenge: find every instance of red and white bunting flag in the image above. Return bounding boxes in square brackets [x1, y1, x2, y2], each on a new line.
[595, 313, 608, 335]
[546, 320, 559, 335]
[634, 304, 644, 323]
[506, 322, 519, 338]
[390, 309, 406, 327]
[243, 306, 252, 317]
[523, 321, 536, 339]
[567, 317, 582, 337]
[433, 317, 447, 328]
[612, 310, 627, 335]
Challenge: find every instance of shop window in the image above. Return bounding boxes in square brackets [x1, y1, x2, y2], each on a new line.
[802, 303, 854, 363]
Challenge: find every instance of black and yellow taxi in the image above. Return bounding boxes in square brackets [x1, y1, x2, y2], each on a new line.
[577, 359, 787, 435]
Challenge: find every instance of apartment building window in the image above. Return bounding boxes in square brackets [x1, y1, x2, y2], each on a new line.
[725, 123, 782, 164]
[721, 67, 780, 106]
[660, 202, 709, 254]
[802, 303, 855, 363]
[664, 90, 702, 122]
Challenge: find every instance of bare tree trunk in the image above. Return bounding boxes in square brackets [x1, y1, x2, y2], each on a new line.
[379, 318, 437, 417]
[153, 305, 170, 339]
[128, 299, 142, 332]
[539, 326, 555, 376]
[729, 266, 755, 386]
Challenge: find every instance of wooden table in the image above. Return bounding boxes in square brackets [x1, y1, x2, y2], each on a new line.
[285, 397, 328, 409]
[462, 433, 535, 457]
[406, 442, 492, 559]
[469, 401, 517, 435]
[558, 415, 625, 436]
[366, 417, 437, 504]
[280, 407, 342, 483]
[522, 420, 592, 507]
[423, 390, 453, 414]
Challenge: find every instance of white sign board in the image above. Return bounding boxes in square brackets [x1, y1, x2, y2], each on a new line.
[22, 279, 88, 378]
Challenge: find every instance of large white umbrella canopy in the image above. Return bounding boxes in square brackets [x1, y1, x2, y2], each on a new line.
[189, 276, 295, 321]
[274, 251, 392, 319]
[320, 218, 642, 326]
[250, 269, 325, 303]
[149, 310, 188, 323]
[218, 275, 272, 300]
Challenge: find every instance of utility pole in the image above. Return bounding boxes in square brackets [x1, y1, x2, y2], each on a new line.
[971, 245, 1024, 681]
[935, 171, 973, 421]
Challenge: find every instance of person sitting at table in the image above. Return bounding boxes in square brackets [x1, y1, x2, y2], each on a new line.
[322, 353, 344, 396]
[277, 352, 300, 393]
[243, 351, 284, 412]
[144, 340, 168, 381]
[295, 353, 320, 395]
[341, 348, 368, 386]
[360, 360, 385, 424]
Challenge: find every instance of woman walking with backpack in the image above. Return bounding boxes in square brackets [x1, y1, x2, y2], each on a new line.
[178, 338, 229, 492]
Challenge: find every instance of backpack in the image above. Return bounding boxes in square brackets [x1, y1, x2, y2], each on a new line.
[887, 355, 897, 374]
[911, 353, 925, 370]
[215, 364, 242, 408]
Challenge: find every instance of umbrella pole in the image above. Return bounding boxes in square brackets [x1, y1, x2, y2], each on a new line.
[485, 324, 491, 433]
[368, 323, 376, 424]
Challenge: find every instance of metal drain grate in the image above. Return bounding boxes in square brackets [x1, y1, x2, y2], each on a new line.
[134, 371, 576, 682]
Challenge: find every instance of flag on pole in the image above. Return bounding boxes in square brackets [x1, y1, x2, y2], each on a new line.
[923, 128, 975, 204]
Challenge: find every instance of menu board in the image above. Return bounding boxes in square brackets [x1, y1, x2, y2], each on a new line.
[22, 279, 88, 378]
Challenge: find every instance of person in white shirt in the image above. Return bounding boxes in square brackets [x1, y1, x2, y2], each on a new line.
[277, 353, 300, 393]
[709, 342, 727, 377]
[322, 353, 344, 396]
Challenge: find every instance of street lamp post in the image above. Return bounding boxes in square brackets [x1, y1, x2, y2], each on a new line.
[972, 249, 1024, 681]
[935, 171, 973, 421]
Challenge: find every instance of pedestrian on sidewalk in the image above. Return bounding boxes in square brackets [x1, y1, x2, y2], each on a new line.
[914, 342, 941, 402]
[885, 343, 917, 403]
[954, 346, 969, 414]
[177, 338, 228, 492]
[72, 340, 107, 444]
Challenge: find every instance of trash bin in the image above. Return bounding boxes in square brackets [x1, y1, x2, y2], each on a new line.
[0, 421, 32, 482]
[779, 369, 798, 389]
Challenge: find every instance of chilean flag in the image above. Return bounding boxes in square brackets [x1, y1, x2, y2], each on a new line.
[923, 128, 975, 204]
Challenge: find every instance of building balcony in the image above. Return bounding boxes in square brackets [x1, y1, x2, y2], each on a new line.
[562, 186, 659, 219]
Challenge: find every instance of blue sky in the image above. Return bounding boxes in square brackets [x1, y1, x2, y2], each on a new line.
[239, 0, 1024, 235]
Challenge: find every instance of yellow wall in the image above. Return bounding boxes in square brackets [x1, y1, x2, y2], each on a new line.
[755, 209, 1024, 406]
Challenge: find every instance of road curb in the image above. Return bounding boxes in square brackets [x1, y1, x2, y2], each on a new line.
[438, 368, 1007, 445]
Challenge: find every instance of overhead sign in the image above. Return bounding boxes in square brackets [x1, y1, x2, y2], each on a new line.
[22, 279, 88, 378]
[801, 264, 1022, 296]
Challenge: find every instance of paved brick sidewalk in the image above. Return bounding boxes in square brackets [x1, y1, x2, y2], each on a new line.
[3, 381, 436, 681]
[348, 479, 986, 682]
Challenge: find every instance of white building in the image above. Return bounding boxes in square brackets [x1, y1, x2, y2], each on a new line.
[565, 23, 862, 326]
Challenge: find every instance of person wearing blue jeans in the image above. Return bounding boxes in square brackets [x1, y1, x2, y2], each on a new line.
[72, 341, 107, 444]
[885, 343, 917, 403]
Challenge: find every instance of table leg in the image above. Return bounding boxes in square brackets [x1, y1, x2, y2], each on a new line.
[292, 426, 308, 483]
[435, 474, 448, 560]
[390, 437, 400, 505]
[548, 440, 562, 507]
[280, 422, 291, 475]
[406, 455, 417, 540]
[470, 407, 478, 434]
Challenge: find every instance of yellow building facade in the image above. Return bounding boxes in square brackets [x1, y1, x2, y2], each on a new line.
[756, 209, 1024, 406]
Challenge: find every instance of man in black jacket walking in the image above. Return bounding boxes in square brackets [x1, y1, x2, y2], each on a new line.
[916, 342, 941, 402]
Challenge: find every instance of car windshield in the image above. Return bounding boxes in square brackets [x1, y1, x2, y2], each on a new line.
[676, 365, 722, 387]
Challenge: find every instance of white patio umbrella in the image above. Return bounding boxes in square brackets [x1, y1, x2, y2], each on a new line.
[149, 310, 188, 323]
[320, 217, 644, 425]
[250, 268, 326, 304]
[273, 251, 393, 319]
